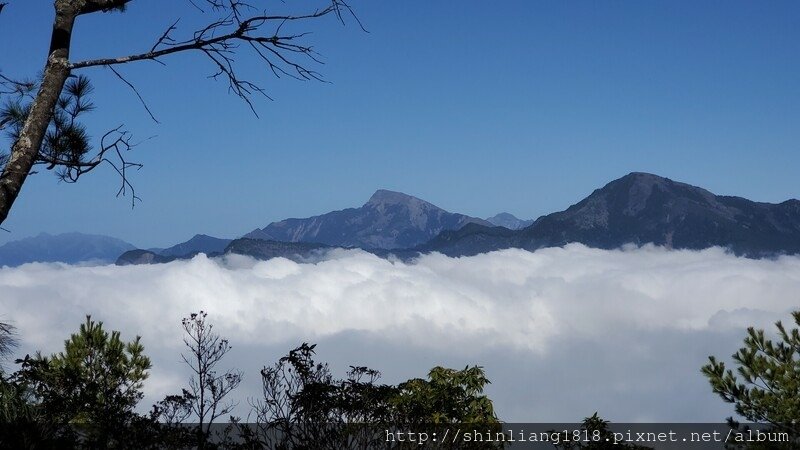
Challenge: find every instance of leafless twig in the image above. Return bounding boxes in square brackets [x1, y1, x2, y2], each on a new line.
[0, 73, 35, 98]
[107, 65, 160, 123]
[70, 0, 363, 113]
[34, 125, 144, 208]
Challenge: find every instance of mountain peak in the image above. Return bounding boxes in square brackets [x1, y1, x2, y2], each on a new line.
[624, 171, 663, 179]
[245, 189, 487, 250]
[617, 172, 671, 187]
[489, 212, 520, 221]
[425, 173, 800, 258]
[366, 189, 427, 207]
[486, 213, 534, 230]
[158, 234, 232, 258]
[576, 172, 719, 221]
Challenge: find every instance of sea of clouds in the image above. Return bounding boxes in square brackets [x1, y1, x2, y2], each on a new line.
[2, 244, 799, 422]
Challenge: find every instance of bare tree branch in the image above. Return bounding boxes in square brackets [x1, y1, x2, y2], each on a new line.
[150, 18, 180, 53]
[106, 65, 159, 123]
[0, 73, 35, 98]
[70, 8, 344, 70]
[179, 311, 242, 447]
[0, 0, 363, 227]
[33, 125, 144, 207]
[69, 0, 362, 109]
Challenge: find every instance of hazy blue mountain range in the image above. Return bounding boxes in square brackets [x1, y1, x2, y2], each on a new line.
[421, 172, 800, 257]
[244, 189, 491, 250]
[485, 213, 534, 230]
[0, 233, 135, 266]
[6, 172, 800, 267]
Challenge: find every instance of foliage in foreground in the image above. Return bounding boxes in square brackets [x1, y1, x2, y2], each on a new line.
[552, 413, 651, 450]
[702, 310, 800, 448]
[0, 313, 501, 449]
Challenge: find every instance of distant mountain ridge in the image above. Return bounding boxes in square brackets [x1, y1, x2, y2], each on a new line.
[159, 234, 232, 257]
[7, 173, 800, 267]
[0, 232, 135, 266]
[245, 189, 491, 249]
[485, 213, 534, 230]
[117, 239, 339, 265]
[116, 249, 178, 266]
[116, 234, 232, 265]
[423, 172, 800, 257]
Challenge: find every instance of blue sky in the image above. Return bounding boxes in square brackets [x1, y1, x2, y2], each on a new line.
[1, 0, 798, 247]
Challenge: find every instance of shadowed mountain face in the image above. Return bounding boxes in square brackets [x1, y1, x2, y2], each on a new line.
[116, 239, 329, 265]
[0, 233, 135, 266]
[423, 173, 800, 257]
[116, 234, 232, 265]
[159, 234, 232, 257]
[115, 249, 177, 266]
[225, 238, 333, 262]
[245, 189, 491, 249]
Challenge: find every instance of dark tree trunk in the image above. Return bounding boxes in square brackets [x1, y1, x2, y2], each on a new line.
[0, 1, 77, 226]
[0, 0, 340, 226]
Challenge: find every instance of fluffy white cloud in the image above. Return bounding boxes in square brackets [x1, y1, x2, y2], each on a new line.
[1, 244, 799, 422]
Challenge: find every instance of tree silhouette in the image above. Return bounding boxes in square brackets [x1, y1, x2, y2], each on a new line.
[552, 413, 652, 450]
[5, 316, 151, 447]
[1, 312, 504, 448]
[0, 320, 16, 366]
[0, 0, 361, 226]
[391, 365, 498, 425]
[180, 311, 242, 448]
[702, 310, 800, 444]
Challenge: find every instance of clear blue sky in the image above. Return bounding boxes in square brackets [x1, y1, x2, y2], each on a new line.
[1, 0, 798, 247]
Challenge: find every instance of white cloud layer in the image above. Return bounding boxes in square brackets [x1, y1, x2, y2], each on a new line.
[2, 244, 799, 422]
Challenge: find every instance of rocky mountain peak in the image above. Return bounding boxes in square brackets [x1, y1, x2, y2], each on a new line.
[582, 172, 719, 218]
[365, 189, 431, 208]
[243, 189, 487, 250]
